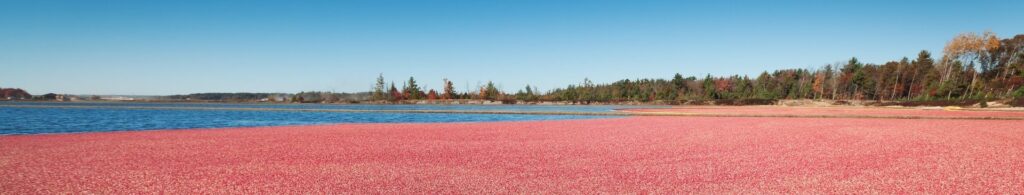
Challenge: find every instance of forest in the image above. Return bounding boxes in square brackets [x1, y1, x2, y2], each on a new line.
[370, 32, 1024, 106]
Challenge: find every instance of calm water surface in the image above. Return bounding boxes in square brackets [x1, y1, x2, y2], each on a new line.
[0, 102, 654, 135]
[2, 101, 637, 112]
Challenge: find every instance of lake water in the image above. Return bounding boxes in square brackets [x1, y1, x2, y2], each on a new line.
[0, 102, 654, 135]
[2, 101, 635, 112]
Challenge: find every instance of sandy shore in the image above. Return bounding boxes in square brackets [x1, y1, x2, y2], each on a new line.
[620, 105, 1024, 119]
[2, 116, 1023, 193]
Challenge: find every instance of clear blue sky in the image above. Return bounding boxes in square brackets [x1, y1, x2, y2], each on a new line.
[2, 0, 1022, 95]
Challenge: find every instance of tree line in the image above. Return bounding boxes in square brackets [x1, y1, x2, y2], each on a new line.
[371, 32, 1024, 105]
[17, 31, 1016, 105]
[161, 92, 371, 103]
[369, 74, 542, 103]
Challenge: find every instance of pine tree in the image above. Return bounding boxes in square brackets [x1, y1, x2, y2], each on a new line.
[403, 77, 423, 99]
[373, 73, 386, 101]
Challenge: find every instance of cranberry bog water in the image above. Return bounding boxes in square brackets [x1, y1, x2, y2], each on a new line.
[2, 105, 1023, 193]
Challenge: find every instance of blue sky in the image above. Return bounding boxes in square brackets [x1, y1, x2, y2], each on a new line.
[2, 0, 1022, 95]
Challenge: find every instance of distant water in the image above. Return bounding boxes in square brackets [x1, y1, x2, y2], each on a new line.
[0, 102, 652, 135]
[2, 101, 643, 112]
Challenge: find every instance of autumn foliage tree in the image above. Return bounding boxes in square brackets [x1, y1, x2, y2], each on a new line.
[426, 89, 437, 100]
[442, 78, 455, 100]
[388, 83, 402, 101]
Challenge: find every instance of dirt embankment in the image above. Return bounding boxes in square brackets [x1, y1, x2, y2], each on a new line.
[777, 99, 1024, 109]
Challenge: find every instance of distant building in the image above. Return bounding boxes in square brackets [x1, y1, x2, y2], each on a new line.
[275, 95, 287, 102]
[100, 96, 135, 101]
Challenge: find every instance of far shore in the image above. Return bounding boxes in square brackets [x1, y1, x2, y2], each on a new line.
[7, 98, 1024, 110]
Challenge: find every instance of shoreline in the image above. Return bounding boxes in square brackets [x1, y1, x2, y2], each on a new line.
[4, 103, 1024, 120]
[9, 97, 1024, 108]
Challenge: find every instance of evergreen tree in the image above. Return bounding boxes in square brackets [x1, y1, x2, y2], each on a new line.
[373, 73, 386, 101]
[703, 74, 717, 99]
[403, 77, 423, 99]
